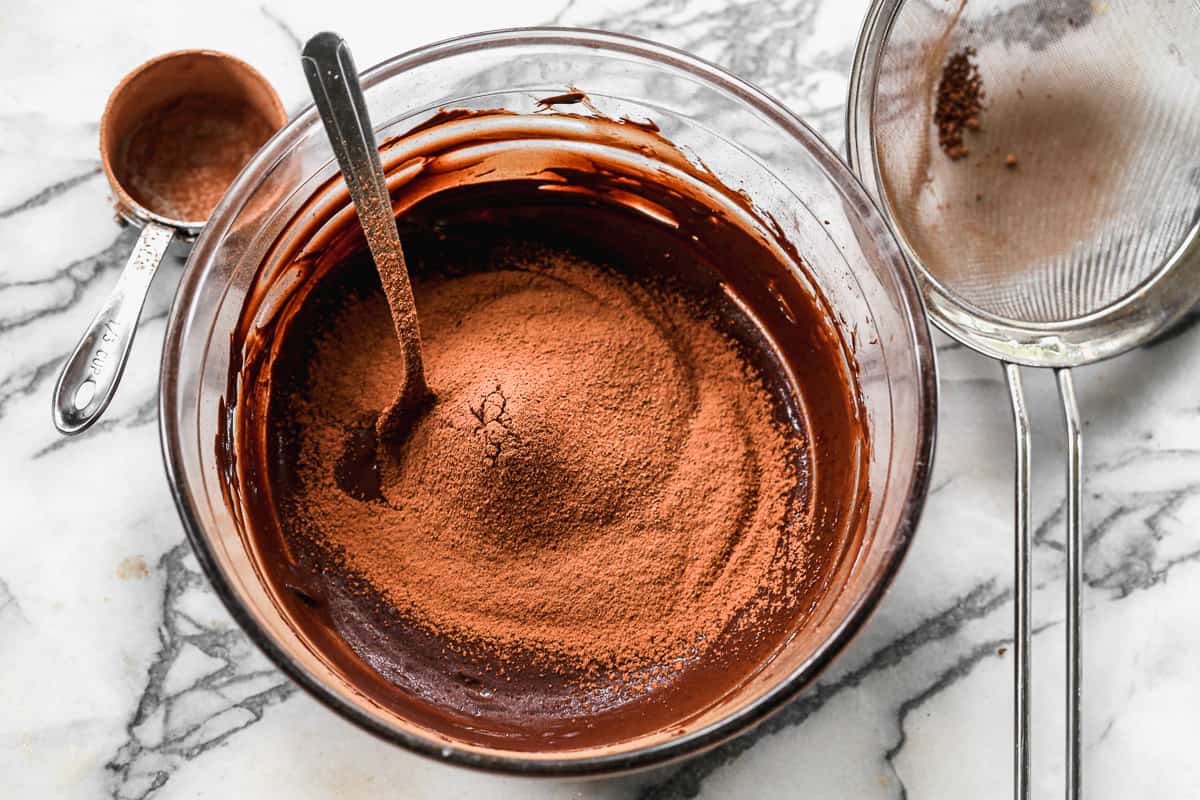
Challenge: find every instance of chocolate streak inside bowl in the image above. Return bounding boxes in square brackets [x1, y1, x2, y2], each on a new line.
[220, 109, 870, 751]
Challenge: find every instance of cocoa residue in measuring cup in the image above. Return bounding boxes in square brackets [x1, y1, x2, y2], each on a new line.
[120, 94, 277, 221]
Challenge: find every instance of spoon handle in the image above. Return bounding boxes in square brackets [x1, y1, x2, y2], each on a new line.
[52, 221, 174, 435]
[301, 32, 429, 408]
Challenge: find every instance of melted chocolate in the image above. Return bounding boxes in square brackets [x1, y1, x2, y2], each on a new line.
[221, 110, 869, 751]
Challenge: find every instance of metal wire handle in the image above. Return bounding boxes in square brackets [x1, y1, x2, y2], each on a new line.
[1059, 369, 1082, 800]
[1004, 364, 1082, 800]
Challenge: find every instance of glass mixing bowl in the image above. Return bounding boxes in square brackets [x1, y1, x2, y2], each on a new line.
[160, 28, 937, 775]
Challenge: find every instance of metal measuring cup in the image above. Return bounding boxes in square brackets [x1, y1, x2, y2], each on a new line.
[52, 50, 286, 435]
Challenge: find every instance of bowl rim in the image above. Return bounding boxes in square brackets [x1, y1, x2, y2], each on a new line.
[159, 25, 939, 777]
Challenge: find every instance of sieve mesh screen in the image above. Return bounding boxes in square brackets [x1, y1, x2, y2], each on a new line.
[872, 0, 1200, 324]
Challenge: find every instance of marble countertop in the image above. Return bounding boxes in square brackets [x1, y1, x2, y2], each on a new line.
[4, 0, 1199, 797]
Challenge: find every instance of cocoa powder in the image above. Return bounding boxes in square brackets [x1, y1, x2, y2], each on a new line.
[120, 93, 277, 220]
[284, 244, 812, 678]
[935, 47, 985, 160]
[229, 109, 871, 746]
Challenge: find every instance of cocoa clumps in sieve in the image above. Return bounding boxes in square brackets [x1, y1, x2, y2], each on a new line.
[121, 94, 277, 221]
[287, 245, 812, 679]
[935, 47, 985, 160]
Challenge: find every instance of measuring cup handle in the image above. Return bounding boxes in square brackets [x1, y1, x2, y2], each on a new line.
[52, 221, 175, 435]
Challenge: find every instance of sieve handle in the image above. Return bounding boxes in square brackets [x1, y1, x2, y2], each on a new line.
[1003, 363, 1032, 800]
[1057, 368, 1082, 800]
[52, 221, 175, 435]
[1004, 364, 1083, 800]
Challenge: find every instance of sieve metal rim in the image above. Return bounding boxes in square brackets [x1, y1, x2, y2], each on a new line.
[845, 0, 1200, 369]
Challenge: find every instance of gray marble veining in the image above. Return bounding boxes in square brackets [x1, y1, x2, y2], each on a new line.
[2, 0, 1198, 797]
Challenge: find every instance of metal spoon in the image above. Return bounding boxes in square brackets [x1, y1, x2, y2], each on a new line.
[301, 32, 431, 433]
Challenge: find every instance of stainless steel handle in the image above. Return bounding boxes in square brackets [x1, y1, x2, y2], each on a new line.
[1004, 363, 1084, 800]
[300, 33, 394, 227]
[52, 221, 174, 435]
[1004, 362, 1032, 800]
[300, 31, 430, 427]
[1057, 368, 1082, 800]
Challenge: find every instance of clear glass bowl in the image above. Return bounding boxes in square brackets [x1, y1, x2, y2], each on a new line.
[160, 28, 937, 775]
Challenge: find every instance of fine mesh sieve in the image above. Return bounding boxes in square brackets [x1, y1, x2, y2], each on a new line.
[847, 1, 1200, 798]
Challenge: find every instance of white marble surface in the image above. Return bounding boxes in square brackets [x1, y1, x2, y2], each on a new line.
[3, 0, 1200, 797]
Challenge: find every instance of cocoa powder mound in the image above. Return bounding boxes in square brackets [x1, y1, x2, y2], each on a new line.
[285, 245, 812, 678]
